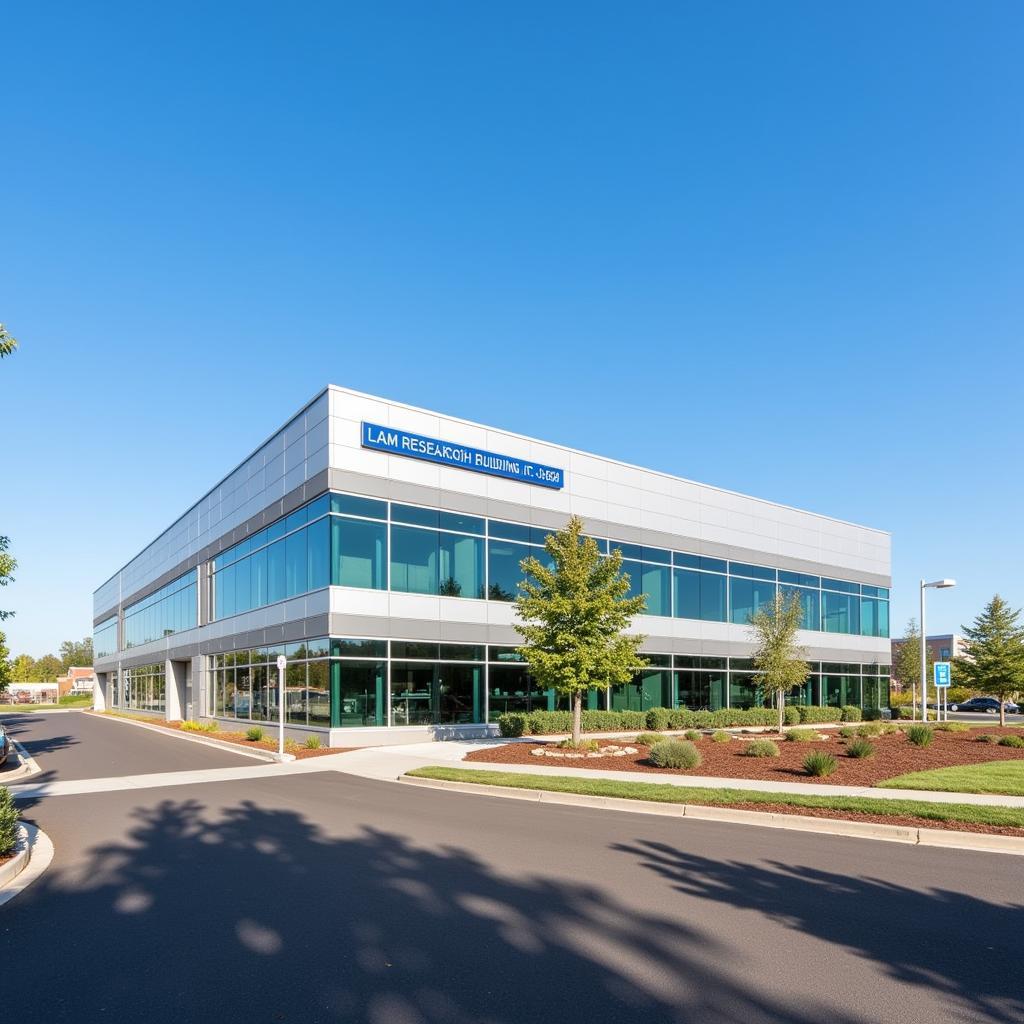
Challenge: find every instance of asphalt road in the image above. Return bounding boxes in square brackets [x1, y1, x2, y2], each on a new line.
[3, 716, 1023, 1024]
[0, 710, 253, 781]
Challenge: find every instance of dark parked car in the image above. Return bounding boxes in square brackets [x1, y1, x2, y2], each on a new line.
[948, 696, 1020, 714]
[0, 723, 9, 766]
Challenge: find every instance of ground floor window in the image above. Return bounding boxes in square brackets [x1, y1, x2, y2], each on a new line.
[204, 642, 891, 727]
[116, 663, 166, 713]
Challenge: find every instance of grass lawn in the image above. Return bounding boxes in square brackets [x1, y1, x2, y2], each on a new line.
[406, 766, 1024, 829]
[877, 761, 1024, 796]
[0, 696, 93, 712]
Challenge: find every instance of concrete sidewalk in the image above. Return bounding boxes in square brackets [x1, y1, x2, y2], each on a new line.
[331, 740, 1024, 807]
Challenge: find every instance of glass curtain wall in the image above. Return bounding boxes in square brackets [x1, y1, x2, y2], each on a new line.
[118, 663, 166, 713]
[206, 489, 890, 639]
[94, 616, 118, 658]
[123, 573, 196, 648]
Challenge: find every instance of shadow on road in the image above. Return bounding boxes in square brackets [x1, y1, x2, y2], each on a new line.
[614, 838, 1024, 1024]
[0, 714, 80, 763]
[2, 797, 872, 1024]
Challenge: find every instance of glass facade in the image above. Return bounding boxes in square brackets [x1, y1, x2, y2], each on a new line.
[116, 663, 166, 713]
[206, 641, 891, 728]
[207, 490, 888, 639]
[123, 572, 196, 648]
[94, 616, 118, 659]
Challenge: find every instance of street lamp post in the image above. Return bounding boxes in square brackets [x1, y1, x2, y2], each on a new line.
[920, 578, 956, 722]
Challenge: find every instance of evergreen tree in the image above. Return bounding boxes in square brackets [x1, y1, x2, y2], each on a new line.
[514, 515, 647, 745]
[749, 590, 810, 732]
[955, 595, 1024, 727]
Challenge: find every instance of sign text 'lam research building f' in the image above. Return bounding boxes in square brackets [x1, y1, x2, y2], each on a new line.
[92, 386, 892, 745]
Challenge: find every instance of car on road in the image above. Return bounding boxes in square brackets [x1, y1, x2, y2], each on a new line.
[0, 723, 9, 766]
[947, 696, 1020, 714]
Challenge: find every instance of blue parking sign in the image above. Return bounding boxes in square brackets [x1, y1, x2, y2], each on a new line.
[934, 662, 951, 688]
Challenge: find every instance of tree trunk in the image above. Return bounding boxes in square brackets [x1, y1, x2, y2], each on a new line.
[1000, 702, 1006, 728]
[572, 691, 583, 746]
[777, 689, 785, 735]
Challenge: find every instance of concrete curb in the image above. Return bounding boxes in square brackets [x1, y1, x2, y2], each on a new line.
[398, 775, 1024, 856]
[0, 822, 54, 906]
[0, 739, 42, 784]
[88, 711, 279, 763]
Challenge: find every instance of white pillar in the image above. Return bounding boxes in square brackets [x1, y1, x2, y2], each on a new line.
[164, 659, 186, 721]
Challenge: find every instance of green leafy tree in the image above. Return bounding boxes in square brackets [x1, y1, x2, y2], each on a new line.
[892, 618, 923, 694]
[0, 536, 16, 620]
[0, 323, 16, 358]
[749, 590, 809, 732]
[514, 515, 647, 745]
[31, 654, 63, 681]
[0, 632, 10, 689]
[59, 636, 94, 669]
[10, 653, 34, 681]
[955, 595, 1024, 727]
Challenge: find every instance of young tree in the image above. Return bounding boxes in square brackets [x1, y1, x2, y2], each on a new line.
[514, 515, 647, 745]
[749, 590, 810, 733]
[0, 632, 10, 690]
[892, 618, 924, 693]
[955, 595, 1024, 727]
[31, 654, 63, 681]
[10, 654, 34, 681]
[0, 323, 17, 358]
[0, 536, 16, 621]
[59, 636, 94, 669]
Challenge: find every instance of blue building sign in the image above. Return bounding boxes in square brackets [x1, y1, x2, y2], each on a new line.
[933, 662, 951, 688]
[361, 422, 565, 489]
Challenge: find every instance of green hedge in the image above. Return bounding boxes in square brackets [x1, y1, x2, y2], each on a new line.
[797, 705, 845, 724]
[840, 705, 863, 722]
[498, 705, 786, 737]
[0, 787, 18, 857]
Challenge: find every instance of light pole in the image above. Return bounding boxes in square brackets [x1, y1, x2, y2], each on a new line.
[920, 578, 956, 722]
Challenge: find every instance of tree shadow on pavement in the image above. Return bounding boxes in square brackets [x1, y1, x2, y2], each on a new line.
[0, 797, 872, 1024]
[614, 838, 1024, 1024]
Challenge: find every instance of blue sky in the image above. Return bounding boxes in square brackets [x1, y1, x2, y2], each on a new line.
[2, 2, 1022, 656]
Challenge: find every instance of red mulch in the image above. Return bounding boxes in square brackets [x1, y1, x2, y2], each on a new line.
[464, 728, 1024, 786]
[97, 712, 349, 759]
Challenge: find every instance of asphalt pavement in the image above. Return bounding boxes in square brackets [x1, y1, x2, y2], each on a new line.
[2, 713, 1022, 1024]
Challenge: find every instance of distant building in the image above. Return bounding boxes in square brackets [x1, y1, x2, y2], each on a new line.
[58, 667, 96, 696]
[890, 634, 966, 689]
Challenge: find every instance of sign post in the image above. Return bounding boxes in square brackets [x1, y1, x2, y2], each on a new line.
[934, 662, 951, 722]
[275, 655, 294, 762]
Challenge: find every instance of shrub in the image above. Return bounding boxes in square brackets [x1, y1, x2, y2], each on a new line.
[892, 706, 915, 720]
[857, 723, 883, 737]
[906, 725, 933, 748]
[557, 738, 599, 751]
[783, 706, 801, 726]
[934, 722, 969, 733]
[797, 706, 844, 725]
[711, 730, 731, 743]
[648, 740, 701, 770]
[998, 735, 1024, 749]
[838, 726, 859, 739]
[646, 707, 670, 731]
[879, 723, 899, 735]
[303, 735, 322, 749]
[667, 709, 694, 729]
[684, 730, 702, 741]
[181, 719, 218, 733]
[0, 787, 18, 857]
[245, 726, 264, 742]
[803, 751, 837, 776]
[497, 712, 529, 738]
[976, 733, 1000, 744]
[846, 738, 875, 759]
[785, 728, 818, 742]
[745, 739, 780, 758]
[634, 733, 663, 747]
[840, 705, 862, 723]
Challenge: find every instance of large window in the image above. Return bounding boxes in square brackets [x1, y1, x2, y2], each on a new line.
[124, 573, 196, 648]
[94, 616, 118, 658]
[117, 662, 166, 713]
[203, 490, 889, 638]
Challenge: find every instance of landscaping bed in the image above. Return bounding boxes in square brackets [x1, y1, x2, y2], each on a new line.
[95, 712, 348, 759]
[464, 727, 1024, 787]
[408, 767, 1024, 837]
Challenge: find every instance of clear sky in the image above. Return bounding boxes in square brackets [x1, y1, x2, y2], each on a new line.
[2, 2, 1022, 657]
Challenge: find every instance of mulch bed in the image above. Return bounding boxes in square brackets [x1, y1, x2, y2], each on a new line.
[464, 728, 1024, 787]
[97, 713, 349, 759]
